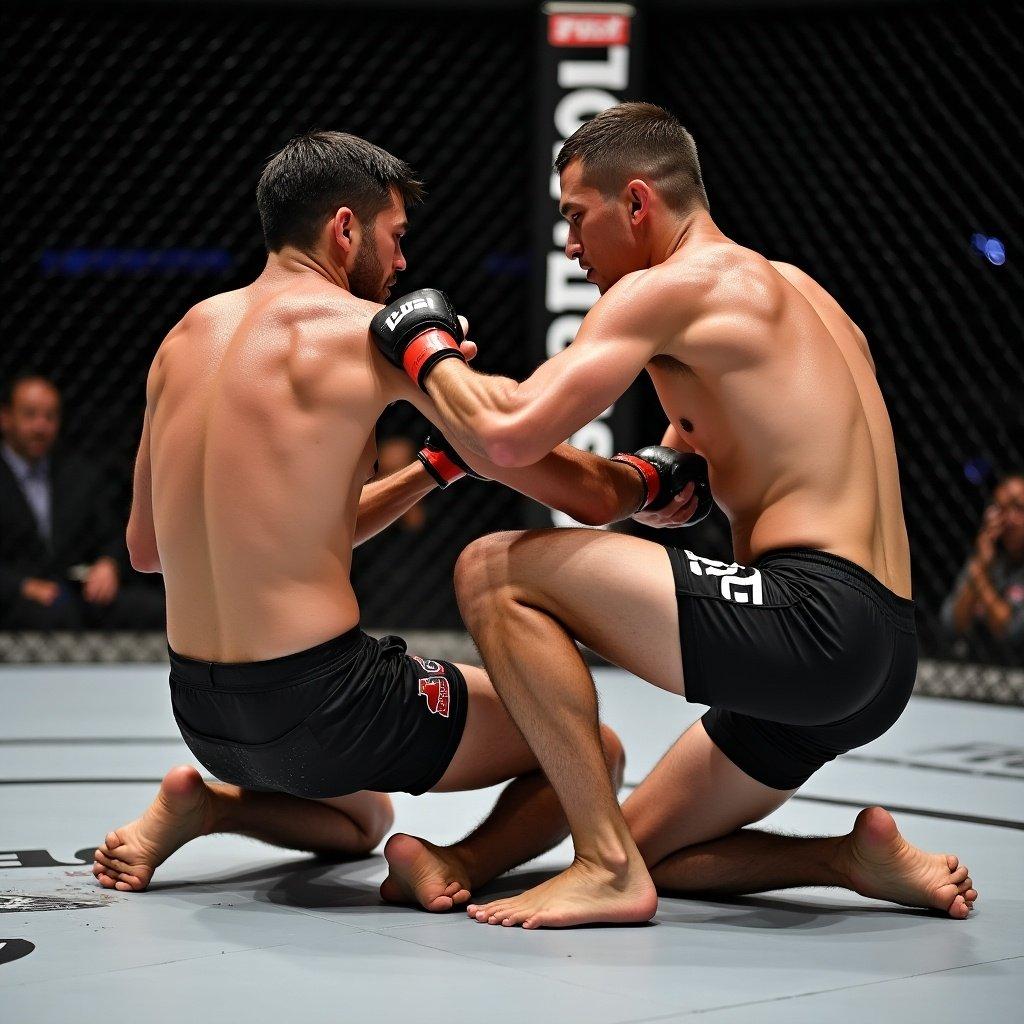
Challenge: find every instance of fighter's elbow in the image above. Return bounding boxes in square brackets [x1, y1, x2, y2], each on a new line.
[126, 527, 161, 573]
[479, 412, 553, 469]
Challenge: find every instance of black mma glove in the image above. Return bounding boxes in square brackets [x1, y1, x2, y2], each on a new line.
[612, 446, 714, 525]
[369, 288, 466, 390]
[417, 433, 487, 489]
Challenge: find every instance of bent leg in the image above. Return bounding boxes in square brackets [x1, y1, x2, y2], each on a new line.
[381, 663, 626, 912]
[455, 528, 682, 928]
[94, 765, 394, 892]
[623, 721, 977, 918]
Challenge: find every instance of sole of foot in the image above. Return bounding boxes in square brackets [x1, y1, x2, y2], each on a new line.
[93, 764, 212, 893]
[845, 806, 977, 919]
[380, 833, 473, 912]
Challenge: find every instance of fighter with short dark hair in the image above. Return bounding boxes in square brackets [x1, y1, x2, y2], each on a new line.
[370, 103, 978, 928]
[92, 130, 701, 907]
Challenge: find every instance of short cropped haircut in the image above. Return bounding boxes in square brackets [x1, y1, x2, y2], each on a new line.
[2, 373, 59, 408]
[555, 102, 709, 212]
[257, 131, 425, 252]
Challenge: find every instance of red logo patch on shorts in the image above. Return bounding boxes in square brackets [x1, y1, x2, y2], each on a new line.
[418, 676, 450, 718]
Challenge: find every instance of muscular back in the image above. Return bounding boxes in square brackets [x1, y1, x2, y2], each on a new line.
[648, 245, 911, 597]
[147, 274, 386, 660]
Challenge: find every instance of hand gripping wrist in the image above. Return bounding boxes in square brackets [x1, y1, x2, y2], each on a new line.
[370, 288, 467, 390]
[614, 446, 715, 525]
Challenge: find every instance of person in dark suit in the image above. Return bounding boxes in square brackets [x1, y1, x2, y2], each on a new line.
[0, 373, 165, 630]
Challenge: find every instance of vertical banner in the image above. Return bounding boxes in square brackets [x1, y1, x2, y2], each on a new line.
[531, 2, 642, 527]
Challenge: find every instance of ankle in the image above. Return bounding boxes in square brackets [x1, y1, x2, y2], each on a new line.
[202, 785, 239, 836]
[826, 834, 856, 889]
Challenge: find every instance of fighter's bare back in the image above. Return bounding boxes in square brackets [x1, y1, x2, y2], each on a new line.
[143, 266, 390, 661]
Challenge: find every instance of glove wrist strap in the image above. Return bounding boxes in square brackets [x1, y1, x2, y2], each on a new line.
[402, 330, 466, 389]
[418, 448, 465, 488]
[612, 454, 661, 512]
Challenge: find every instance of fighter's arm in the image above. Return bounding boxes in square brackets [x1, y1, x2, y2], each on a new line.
[353, 462, 435, 546]
[126, 402, 161, 573]
[421, 274, 674, 469]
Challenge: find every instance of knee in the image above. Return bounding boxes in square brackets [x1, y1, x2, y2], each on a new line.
[454, 532, 522, 618]
[599, 723, 626, 791]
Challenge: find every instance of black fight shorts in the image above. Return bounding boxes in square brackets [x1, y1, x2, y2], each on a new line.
[668, 546, 918, 790]
[169, 628, 469, 799]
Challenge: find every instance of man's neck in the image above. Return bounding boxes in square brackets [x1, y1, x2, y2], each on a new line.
[650, 209, 726, 268]
[262, 248, 351, 291]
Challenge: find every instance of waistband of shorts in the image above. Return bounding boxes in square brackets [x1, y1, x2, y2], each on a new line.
[753, 547, 916, 627]
[168, 625, 367, 689]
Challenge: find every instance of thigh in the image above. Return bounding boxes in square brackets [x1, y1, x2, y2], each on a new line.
[484, 528, 684, 695]
[623, 718, 794, 867]
[430, 663, 539, 792]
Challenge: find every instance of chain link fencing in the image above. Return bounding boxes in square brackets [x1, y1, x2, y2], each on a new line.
[2, 0, 1021, 701]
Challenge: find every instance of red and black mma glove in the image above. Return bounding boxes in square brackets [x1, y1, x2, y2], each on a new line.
[369, 288, 466, 391]
[417, 433, 487, 489]
[612, 446, 714, 525]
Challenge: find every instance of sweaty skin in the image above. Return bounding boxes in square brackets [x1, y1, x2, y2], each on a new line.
[130, 262, 644, 663]
[427, 236, 911, 597]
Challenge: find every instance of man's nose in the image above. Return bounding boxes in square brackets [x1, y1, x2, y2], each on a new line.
[565, 238, 582, 261]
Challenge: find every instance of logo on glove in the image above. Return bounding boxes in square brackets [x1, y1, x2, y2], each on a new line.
[385, 295, 435, 332]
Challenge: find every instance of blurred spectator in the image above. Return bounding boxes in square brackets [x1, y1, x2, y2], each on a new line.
[941, 473, 1024, 663]
[0, 373, 165, 630]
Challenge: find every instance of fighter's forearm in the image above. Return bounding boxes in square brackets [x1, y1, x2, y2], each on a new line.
[424, 361, 571, 469]
[481, 445, 644, 527]
[353, 462, 436, 547]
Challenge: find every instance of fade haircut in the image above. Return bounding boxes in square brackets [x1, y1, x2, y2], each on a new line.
[257, 131, 425, 252]
[555, 102, 709, 212]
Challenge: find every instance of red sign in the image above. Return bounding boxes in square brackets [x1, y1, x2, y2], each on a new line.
[548, 13, 630, 48]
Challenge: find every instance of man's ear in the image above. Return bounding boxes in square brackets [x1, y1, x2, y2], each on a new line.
[626, 179, 653, 225]
[333, 206, 356, 254]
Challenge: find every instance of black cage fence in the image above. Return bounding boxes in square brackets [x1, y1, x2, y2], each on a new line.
[2, 1, 1021, 688]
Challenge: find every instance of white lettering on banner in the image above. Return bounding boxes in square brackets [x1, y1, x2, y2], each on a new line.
[554, 88, 621, 141]
[558, 46, 629, 89]
[544, 6, 634, 526]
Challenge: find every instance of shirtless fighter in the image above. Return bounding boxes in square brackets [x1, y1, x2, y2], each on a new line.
[369, 103, 977, 927]
[92, 131, 702, 908]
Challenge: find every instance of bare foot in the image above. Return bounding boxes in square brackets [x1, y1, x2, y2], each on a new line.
[842, 806, 978, 919]
[466, 855, 657, 929]
[380, 833, 473, 912]
[92, 765, 214, 892]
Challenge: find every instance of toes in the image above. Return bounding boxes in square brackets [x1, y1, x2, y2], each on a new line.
[949, 894, 969, 919]
[950, 865, 969, 885]
[96, 872, 116, 889]
[946, 854, 959, 871]
[452, 888, 472, 906]
[426, 894, 454, 912]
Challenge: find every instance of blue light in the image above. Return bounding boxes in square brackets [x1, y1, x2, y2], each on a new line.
[983, 237, 1006, 266]
[964, 457, 991, 486]
[39, 248, 233, 276]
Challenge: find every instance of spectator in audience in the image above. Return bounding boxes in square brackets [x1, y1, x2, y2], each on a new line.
[0, 373, 165, 630]
[941, 472, 1024, 662]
